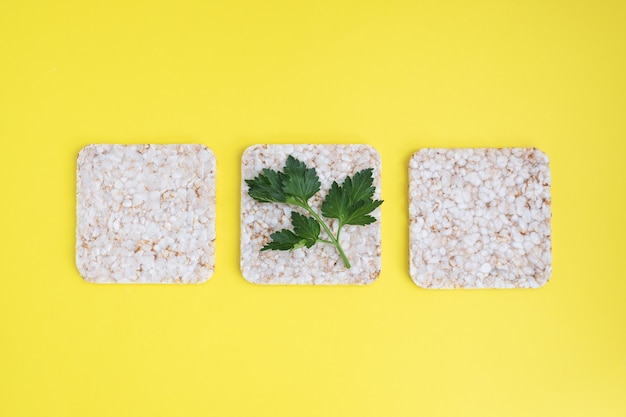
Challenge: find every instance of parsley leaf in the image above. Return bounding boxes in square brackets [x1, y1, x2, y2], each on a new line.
[245, 155, 321, 207]
[344, 168, 376, 204]
[322, 168, 383, 226]
[261, 212, 320, 251]
[291, 212, 320, 247]
[246, 155, 382, 269]
[245, 168, 287, 203]
[281, 155, 321, 205]
[340, 199, 383, 226]
[261, 229, 305, 251]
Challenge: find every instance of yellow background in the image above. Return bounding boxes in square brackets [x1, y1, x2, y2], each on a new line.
[1, 1, 625, 416]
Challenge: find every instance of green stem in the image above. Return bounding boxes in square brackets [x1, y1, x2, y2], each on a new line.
[301, 201, 351, 269]
[336, 224, 343, 245]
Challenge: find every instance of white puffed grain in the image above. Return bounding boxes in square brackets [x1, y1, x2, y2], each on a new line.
[409, 148, 552, 289]
[76, 144, 216, 284]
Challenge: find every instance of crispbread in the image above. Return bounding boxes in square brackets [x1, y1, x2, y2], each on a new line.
[409, 148, 552, 289]
[76, 144, 216, 283]
[241, 144, 382, 285]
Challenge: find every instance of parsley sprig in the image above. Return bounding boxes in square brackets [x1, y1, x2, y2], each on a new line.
[245, 155, 382, 269]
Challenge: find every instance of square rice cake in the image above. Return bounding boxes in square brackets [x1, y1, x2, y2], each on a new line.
[241, 144, 382, 284]
[76, 144, 216, 283]
[409, 148, 552, 289]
